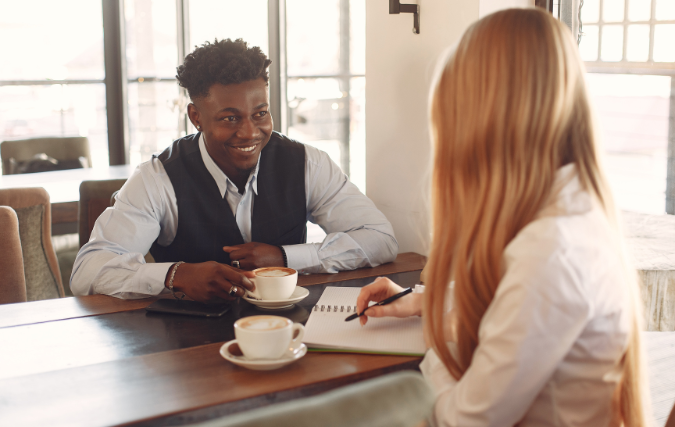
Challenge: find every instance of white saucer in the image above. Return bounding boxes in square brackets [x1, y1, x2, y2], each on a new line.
[220, 339, 307, 371]
[243, 286, 310, 310]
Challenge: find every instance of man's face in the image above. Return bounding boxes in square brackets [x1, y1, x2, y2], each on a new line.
[188, 78, 273, 177]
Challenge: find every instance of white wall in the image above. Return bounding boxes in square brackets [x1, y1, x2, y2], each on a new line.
[479, 0, 534, 17]
[365, 0, 533, 255]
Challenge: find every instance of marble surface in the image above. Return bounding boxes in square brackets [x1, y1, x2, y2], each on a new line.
[624, 211, 675, 331]
[624, 211, 675, 271]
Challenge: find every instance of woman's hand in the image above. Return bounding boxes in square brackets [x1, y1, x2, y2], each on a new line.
[356, 277, 423, 326]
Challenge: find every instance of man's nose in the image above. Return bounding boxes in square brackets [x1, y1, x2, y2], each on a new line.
[236, 117, 260, 140]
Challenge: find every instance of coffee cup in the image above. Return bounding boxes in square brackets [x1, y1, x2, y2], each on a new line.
[234, 315, 304, 360]
[247, 267, 298, 300]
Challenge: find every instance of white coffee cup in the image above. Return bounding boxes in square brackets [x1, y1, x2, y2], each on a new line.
[234, 315, 304, 360]
[247, 267, 298, 300]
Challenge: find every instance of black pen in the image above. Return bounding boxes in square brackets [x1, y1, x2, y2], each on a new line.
[344, 287, 413, 322]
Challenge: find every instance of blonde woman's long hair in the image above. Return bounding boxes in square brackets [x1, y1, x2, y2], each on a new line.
[425, 8, 649, 426]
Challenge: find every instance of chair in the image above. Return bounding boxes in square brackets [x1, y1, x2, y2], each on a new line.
[0, 188, 64, 301]
[78, 178, 155, 264]
[1, 136, 92, 175]
[187, 371, 434, 427]
[78, 179, 127, 248]
[0, 206, 27, 304]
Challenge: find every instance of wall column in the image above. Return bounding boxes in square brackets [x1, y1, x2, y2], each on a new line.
[665, 77, 675, 214]
[365, 0, 531, 255]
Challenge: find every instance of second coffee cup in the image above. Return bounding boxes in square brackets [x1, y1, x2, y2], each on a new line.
[248, 267, 298, 300]
[234, 315, 304, 360]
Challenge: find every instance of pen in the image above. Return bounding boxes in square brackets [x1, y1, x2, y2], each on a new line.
[344, 287, 413, 322]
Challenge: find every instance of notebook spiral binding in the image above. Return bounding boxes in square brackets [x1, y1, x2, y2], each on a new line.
[314, 304, 358, 313]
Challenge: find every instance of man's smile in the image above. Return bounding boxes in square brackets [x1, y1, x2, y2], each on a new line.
[231, 143, 260, 153]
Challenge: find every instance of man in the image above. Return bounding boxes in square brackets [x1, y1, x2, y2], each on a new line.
[71, 39, 397, 302]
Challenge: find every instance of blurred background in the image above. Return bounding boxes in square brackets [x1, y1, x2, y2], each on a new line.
[0, 0, 366, 193]
[1, 0, 674, 215]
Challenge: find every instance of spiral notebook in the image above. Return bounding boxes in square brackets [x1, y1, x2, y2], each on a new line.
[303, 287, 426, 356]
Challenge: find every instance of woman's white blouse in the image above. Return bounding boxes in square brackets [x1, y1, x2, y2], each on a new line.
[420, 165, 633, 427]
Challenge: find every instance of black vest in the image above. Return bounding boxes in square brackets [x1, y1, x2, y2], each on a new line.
[150, 132, 307, 264]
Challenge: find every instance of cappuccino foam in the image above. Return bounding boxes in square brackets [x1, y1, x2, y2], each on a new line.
[238, 315, 289, 331]
[255, 267, 294, 277]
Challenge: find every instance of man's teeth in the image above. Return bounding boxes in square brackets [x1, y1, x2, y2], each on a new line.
[236, 146, 256, 152]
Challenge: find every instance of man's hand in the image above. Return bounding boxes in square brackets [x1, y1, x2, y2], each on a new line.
[166, 261, 256, 303]
[222, 242, 284, 270]
[356, 277, 423, 326]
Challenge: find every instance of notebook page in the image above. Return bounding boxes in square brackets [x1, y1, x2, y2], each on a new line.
[304, 287, 426, 356]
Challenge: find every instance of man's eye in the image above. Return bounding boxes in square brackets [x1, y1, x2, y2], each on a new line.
[223, 116, 238, 122]
[256, 111, 268, 118]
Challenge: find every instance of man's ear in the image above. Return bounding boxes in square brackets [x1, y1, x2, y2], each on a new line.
[187, 103, 201, 130]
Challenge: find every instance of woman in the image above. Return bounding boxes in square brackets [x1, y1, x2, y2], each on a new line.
[357, 8, 651, 427]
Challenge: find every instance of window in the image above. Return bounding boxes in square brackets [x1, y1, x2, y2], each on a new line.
[577, 0, 675, 214]
[0, 0, 366, 191]
[124, 0, 182, 166]
[121, 0, 270, 167]
[286, 0, 366, 192]
[0, 1, 109, 171]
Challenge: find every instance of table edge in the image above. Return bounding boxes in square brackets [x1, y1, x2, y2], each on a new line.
[0, 252, 426, 329]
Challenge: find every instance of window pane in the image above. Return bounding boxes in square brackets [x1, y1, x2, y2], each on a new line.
[127, 81, 181, 166]
[601, 25, 624, 61]
[0, 84, 109, 170]
[655, 0, 675, 20]
[626, 25, 650, 61]
[0, 0, 104, 80]
[603, 0, 626, 22]
[582, 0, 601, 23]
[349, 76, 365, 193]
[586, 74, 671, 214]
[653, 24, 675, 62]
[287, 0, 340, 76]
[580, 25, 600, 61]
[287, 77, 345, 168]
[350, 0, 365, 75]
[629, 0, 652, 21]
[125, 0, 178, 79]
[189, 0, 268, 54]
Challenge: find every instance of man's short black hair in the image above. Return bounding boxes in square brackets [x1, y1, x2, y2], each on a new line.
[176, 38, 272, 100]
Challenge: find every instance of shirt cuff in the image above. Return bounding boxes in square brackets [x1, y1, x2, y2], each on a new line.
[134, 262, 174, 295]
[282, 243, 321, 273]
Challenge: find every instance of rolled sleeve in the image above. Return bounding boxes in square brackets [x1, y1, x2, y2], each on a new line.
[70, 159, 176, 298]
[282, 243, 321, 272]
[287, 144, 398, 273]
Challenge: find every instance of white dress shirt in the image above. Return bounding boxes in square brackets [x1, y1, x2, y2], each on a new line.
[71, 134, 398, 299]
[420, 164, 634, 427]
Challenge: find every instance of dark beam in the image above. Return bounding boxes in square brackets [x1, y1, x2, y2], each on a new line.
[268, 0, 287, 134]
[102, 0, 130, 165]
[535, 0, 554, 13]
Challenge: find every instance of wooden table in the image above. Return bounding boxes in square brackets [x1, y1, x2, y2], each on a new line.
[0, 253, 427, 427]
[0, 165, 135, 234]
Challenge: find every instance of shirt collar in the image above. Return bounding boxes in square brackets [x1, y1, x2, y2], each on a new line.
[198, 132, 260, 198]
[537, 163, 593, 219]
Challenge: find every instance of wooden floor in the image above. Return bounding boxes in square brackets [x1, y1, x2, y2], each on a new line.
[646, 331, 675, 426]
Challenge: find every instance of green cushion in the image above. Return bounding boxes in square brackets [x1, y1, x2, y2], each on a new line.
[15, 205, 60, 301]
[188, 371, 434, 427]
